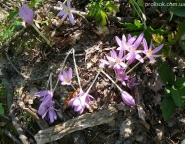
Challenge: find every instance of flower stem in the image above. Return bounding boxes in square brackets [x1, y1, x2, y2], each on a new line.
[72, 48, 82, 90]
[71, 10, 89, 26]
[100, 69, 122, 91]
[53, 48, 73, 92]
[85, 71, 100, 94]
[126, 56, 147, 74]
[31, 23, 52, 47]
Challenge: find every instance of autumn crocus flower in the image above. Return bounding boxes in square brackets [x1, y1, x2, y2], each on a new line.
[106, 49, 127, 70]
[116, 34, 137, 51]
[142, 38, 163, 63]
[34, 90, 54, 101]
[68, 90, 94, 114]
[124, 33, 144, 64]
[127, 77, 139, 89]
[58, 68, 72, 85]
[120, 90, 135, 106]
[18, 4, 34, 24]
[57, 0, 75, 25]
[38, 96, 57, 123]
[116, 70, 129, 86]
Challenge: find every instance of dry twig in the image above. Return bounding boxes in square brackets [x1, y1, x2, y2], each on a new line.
[35, 106, 118, 144]
[3, 129, 23, 144]
[2, 69, 29, 144]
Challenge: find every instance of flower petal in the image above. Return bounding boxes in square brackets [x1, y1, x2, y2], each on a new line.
[69, 13, 75, 25]
[121, 90, 135, 106]
[153, 44, 164, 53]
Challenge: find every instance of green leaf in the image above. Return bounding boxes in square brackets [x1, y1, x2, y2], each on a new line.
[29, 0, 45, 8]
[171, 86, 184, 107]
[170, 4, 185, 17]
[100, 10, 107, 26]
[158, 62, 175, 85]
[137, 0, 144, 7]
[0, 104, 4, 114]
[174, 77, 185, 88]
[162, 97, 176, 121]
[124, 19, 144, 31]
[7, 11, 18, 21]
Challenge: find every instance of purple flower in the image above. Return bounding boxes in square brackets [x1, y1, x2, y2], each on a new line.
[58, 68, 72, 85]
[127, 77, 139, 89]
[143, 38, 164, 63]
[124, 33, 144, 64]
[106, 49, 127, 70]
[68, 90, 94, 114]
[35, 90, 57, 123]
[38, 100, 57, 123]
[34, 90, 53, 101]
[18, 4, 34, 24]
[120, 90, 135, 106]
[116, 70, 129, 86]
[116, 34, 137, 51]
[99, 50, 117, 68]
[57, 0, 76, 25]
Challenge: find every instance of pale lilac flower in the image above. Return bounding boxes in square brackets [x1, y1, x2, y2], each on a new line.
[34, 90, 53, 101]
[116, 34, 137, 51]
[127, 77, 139, 89]
[58, 68, 72, 85]
[143, 38, 164, 63]
[57, 0, 75, 25]
[106, 49, 127, 70]
[125, 33, 144, 64]
[99, 49, 117, 68]
[120, 90, 135, 106]
[116, 70, 129, 86]
[18, 4, 34, 24]
[35, 90, 57, 123]
[68, 90, 94, 114]
[38, 98, 57, 123]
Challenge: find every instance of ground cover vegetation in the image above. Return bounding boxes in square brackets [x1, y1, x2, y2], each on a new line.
[1, 0, 185, 143]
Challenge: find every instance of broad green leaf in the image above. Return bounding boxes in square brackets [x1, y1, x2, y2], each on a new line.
[171, 5, 185, 17]
[164, 86, 171, 97]
[0, 104, 4, 114]
[178, 86, 185, 98]
[171, 86, 183, 107]
[137, 0, 144, 7]
[174, 77, 185, 88]
[158, 62, 175, 85]
[162, 97, 176, 121]
[178, 20, 185, 39]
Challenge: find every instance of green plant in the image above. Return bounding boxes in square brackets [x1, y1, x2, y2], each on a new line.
[158, 61, 185, 120]
[87, 0, 119, 26]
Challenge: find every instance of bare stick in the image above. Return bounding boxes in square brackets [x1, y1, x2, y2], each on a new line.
[6, 53, 49, 81]
[3, 129, 23, 144]
[2, 69, 29, 144]
[34, 106, 118, 144]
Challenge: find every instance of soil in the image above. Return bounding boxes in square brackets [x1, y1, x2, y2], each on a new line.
[1, 0, 185, 144]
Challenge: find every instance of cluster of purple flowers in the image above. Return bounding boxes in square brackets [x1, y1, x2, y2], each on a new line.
[19, 1, 164, 123]
[18, 0, 75, 25]
[100, 33, 164, 105]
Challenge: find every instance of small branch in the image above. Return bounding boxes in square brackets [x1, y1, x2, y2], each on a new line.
[35, 106, 118, 144]
[2, 69, 29, 144]
[6, 53, 49, 81]
[3, 129, 23, 144]
[50, 6, 134, 23]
